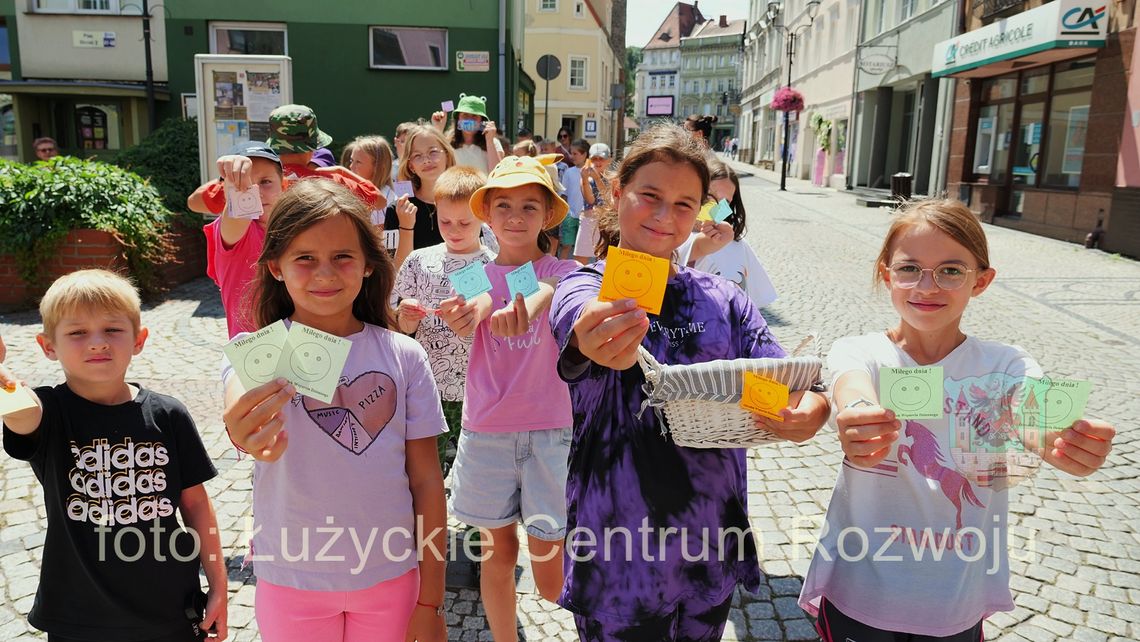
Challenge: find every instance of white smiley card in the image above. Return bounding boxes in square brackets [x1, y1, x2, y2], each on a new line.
[275, 322, 352, 403]
[449, 262, 493, 301]
[0, 384, 38, 416]
[598, 247, 670, 315]
[506, 261, 541, 301]
[225, 184, 264, 219]
[393, 180, 415, 199]
[879, 366, 944, 419]
[223, 321, 290, 392]
[1019, 377, 1090, 430]
[740, 372, 789, 421]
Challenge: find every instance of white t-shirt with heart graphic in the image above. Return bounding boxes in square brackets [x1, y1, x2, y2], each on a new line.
[223, 323, 447, 591]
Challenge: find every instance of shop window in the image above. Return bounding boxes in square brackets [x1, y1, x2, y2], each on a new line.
[75, 104, 120, 151]
[980, 76, 1017, 102]
[369, 27, 447, 70]
[1043, 91, 1090, 187]
[210, 22, 287, 55]
[1011, 101, 1045, 189]
[0, 19, 9, 70]
[1053, 59, 1096, 91]
[1020, 67, 1049, 95]
[34, 0, 119, 12]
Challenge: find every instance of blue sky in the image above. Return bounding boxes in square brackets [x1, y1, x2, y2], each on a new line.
[626, 0, 750, 50]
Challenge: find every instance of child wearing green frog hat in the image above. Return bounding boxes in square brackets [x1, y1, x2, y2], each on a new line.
[432, 93, 505, 173]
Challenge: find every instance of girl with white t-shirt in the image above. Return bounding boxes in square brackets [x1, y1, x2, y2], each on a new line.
[222, 180, 448, 642]
[799, 199, 1116, 641]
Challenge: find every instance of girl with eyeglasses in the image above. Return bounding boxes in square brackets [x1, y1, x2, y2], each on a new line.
[384, 126, 454, 272]
[799, 198, 1115, 642]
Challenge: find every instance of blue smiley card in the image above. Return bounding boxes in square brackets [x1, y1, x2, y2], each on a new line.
[449, 262, 494, 300]
[506, 261, 540, 301]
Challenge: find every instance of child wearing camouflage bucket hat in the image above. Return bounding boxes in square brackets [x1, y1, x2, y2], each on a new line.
[436, 154, 577, 640]
[437, 93, 505, 173]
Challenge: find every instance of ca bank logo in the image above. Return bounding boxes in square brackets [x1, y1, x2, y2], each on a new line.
[945, 42, 958, 65]
[1061, 5, 1106, 35]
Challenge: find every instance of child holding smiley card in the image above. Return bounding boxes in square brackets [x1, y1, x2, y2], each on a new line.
[220, 181, 448, 641]
[549, 124, 830, 640]
[799, 199, 1116, 641]
[394, 166, 496, 472]
[435, 155, 579, 640]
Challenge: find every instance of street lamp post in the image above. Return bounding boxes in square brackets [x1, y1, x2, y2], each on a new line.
[766, 1, 820, 191]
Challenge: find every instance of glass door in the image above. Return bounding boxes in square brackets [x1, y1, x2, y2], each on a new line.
[1010, 101, 1044, 215]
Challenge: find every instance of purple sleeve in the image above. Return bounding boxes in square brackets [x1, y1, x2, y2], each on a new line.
[735, 286, 786, 360]
[550, 266, 604, 383]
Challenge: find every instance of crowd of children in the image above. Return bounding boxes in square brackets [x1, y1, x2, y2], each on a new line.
[0, 96, 1118, 642]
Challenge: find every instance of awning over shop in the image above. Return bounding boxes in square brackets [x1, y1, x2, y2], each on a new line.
[932, 0, 1106, 79]
[0, 80, 170, 100]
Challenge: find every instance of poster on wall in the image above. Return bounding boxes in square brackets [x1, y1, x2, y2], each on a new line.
[215, 120, 250, 156]
[195, 55, 293, 183]
[1062, 105, 1088, 175]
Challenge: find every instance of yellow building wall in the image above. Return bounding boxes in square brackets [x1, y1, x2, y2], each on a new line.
[523, 0, 619, 146]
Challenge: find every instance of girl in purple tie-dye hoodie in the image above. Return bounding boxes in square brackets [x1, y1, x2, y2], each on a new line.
[550, 124, 831, 641]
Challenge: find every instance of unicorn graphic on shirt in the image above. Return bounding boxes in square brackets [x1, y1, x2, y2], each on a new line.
[897, 421, 984, 530]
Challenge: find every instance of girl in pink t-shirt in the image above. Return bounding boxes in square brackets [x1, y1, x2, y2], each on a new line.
[437, 155, 579, 641]
[222, 180, 448, 642]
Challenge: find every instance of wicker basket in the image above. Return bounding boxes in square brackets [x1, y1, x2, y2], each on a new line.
[636, 346, 824, 449]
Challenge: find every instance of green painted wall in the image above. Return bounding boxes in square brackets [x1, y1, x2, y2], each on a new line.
[162, 0, 524, 146]
[1, 0, 19, 79]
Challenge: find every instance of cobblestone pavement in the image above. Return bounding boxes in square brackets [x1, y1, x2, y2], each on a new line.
[2, 163, 1138, 641]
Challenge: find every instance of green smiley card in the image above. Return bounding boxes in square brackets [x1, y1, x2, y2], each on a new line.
[275, 322, 352, 403]
[879, 366, 944, 419]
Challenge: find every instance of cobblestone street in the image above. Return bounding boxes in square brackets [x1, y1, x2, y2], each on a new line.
[2, 165, 1138, 641]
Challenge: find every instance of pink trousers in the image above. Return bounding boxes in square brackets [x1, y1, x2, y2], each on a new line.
[254, 568, 419, 642]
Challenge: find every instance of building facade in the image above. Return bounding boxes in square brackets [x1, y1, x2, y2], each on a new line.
[848, 0, 958, 196]
[678, 15, 745, 148]
[940, 0, 1137, 255]
[0, 0, 171, 162]
[740, 0, 857, 186]
[524, 0, 620, 147]
[0, 0, 530, 162]
[633, 1, 705, 130]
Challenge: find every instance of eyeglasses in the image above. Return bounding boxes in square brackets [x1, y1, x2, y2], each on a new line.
[559, 134, 570, 139]
[410, 148, 444, 165]
[888, 262, 978, 290]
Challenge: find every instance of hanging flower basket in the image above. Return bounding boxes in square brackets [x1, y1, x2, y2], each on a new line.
[770, 87, 804, 112]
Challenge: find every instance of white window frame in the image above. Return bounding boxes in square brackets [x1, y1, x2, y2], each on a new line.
[900, 0, 917, 22]
[569, 55, 588, 91]
[369, 26, 448, 71]
[573, 1, 585, 18]
[209, 21, 289, 56]
[32, 0, 120, 13]
[539, 0, 558, 12]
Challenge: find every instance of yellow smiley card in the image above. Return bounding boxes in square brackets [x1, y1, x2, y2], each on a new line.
[599, 247, 670, 315]
[739, 372, 789, 421]
[696, 200, 716, 222]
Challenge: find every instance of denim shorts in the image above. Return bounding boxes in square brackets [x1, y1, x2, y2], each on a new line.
[449, 427, 571, 541]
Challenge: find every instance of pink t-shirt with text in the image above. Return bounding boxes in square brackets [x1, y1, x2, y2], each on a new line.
[462, 255, 579, 433]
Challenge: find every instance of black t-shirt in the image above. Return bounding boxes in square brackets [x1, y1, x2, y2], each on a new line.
[2, 384, 218, 640]
[384, 195, 444, 250]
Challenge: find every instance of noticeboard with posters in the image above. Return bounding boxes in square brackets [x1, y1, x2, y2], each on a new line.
[194, 54, 293, 184]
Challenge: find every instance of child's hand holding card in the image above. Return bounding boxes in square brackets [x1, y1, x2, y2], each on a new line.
[599, 247, 670, 315]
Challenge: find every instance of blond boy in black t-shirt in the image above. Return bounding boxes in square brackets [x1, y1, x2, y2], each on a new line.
[0, 270, 227, 642]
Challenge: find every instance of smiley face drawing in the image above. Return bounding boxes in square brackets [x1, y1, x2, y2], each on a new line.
[289, 342, 332, 382]
[243, 346, 281, 383]
[613, 258, 654, 298]
[1042, 388, 1075, 428]
[743, 380, 783, 416]
[889, 376, 931, 411]
[451, 266, 490, 298]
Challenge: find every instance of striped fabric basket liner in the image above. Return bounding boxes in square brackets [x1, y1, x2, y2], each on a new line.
[636, 346, 824, 449]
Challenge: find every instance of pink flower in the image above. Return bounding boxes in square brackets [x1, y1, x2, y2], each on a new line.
[770, 87, 804, 112]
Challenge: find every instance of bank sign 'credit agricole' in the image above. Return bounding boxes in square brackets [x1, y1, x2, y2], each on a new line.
[932, 0, 1107, 78]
